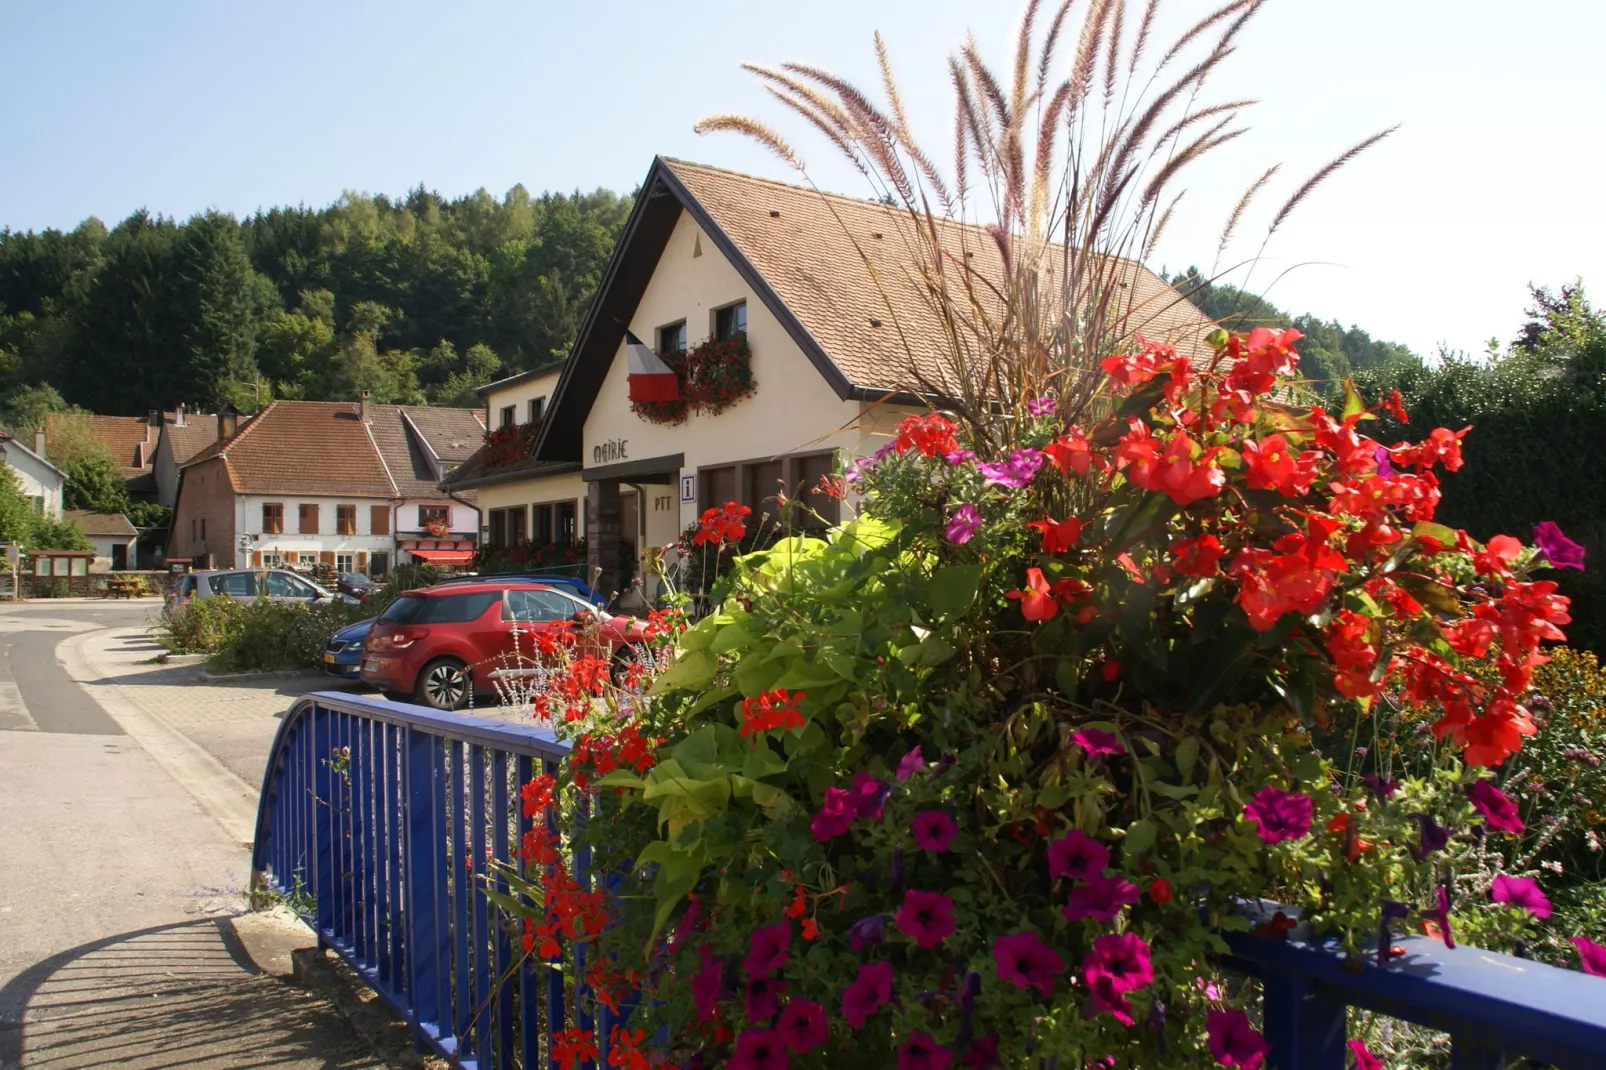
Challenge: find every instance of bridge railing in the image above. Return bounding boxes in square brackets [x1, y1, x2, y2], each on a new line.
[250, 691, 592, 1070]
[1225, 914, 1606, 1070]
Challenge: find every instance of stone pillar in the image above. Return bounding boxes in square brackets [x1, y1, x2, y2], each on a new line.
[587, 479, 623, 604]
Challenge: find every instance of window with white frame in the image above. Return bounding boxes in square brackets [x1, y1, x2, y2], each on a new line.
[336, 553, 354, 573]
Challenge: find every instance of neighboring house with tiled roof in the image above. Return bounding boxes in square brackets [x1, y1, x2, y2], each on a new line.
[0, 428, 64, 520]
[453, 156, 1215, 595]
[44, 412, 167, 499]
[169, 397, 485, 574]
[152, 405, 221, 507]
[64, 509, 137, 571]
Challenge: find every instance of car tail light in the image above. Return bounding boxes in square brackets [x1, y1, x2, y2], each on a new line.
[388, 627, 429, 649]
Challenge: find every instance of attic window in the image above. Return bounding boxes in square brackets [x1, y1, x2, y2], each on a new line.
[869, 318, 883, 328]
[871, 231, 883, 239]
[769, 209, 780, 218]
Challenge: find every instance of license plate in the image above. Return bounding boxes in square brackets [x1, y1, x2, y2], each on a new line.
[363, 658, 380, 673]
[323, 653, 337, 664]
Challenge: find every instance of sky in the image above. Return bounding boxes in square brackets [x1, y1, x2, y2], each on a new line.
[2, 0, 1602, 359]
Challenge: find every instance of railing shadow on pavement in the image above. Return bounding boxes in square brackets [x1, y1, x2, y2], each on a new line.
[251, 691, 606, 1070]
[0, 917, 374, 1070]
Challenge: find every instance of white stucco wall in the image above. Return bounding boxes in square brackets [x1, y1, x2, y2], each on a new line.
[485, 368, 562, 430]
[2, 444, 63, 520]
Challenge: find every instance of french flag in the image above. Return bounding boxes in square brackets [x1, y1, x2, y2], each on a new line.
[626, 329, 680, 402]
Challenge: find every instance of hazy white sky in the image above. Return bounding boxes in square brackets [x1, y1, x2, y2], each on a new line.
[3, 0, 1601, 358]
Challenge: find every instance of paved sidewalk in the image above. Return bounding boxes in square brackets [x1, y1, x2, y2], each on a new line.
[0, 611, 383, 1069]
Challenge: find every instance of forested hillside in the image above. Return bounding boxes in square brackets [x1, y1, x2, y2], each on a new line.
[0, 186, 632, 417]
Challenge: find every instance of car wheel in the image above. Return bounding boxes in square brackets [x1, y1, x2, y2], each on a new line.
[611, 644, 646, 685]
[415, 658, 470, 710]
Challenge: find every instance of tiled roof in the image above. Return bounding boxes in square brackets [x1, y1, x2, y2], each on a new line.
[164, 417, 219, 466]
[181, 401, 397, 497]
[661, 158, 1215, 392]
[45, 413, 159, 476]
[368, 405, 485, 499]
[439, 440, 577, 492]
[64, 509, 137, 537]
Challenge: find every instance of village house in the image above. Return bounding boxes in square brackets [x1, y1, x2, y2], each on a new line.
[151, 405, 219, 508]
[0, 428, 65, 520]
[64, 509, 138, 571]
[442, 157, 1214, 597]
[168, 396, 484, 575]
[44, 410, 166, 500]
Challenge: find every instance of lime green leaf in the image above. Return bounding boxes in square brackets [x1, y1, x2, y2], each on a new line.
[1175, 736, 1200, 782]
[742, 739, 789, 780]
[1122, 818, 1157, 857]
[927, 564, 983, 616]
[1341, 378, 1374, 421]
[711, 621, 756, 654]
[651, 648, 718, 693]
[736, 655, 785, 697]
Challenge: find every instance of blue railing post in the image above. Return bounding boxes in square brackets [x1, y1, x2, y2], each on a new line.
[1261, 973, 1346, 1070]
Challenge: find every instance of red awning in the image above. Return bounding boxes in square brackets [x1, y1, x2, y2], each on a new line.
[409, 549, 475, 565]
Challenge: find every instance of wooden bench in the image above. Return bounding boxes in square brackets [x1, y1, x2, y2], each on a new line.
[103, 577, 143, 599]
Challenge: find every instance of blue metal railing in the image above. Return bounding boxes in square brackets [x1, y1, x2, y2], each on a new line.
[1226, 925, 1606, 1069]
[251, 691, 593, 1069]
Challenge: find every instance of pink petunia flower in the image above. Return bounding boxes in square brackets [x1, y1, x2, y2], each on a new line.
[898, 1032, 953, 1070]
[1071, 728, 1123, 757]
[729, 1028, 790, 1070]
[851, 771, 893, 820]
[1061, 872, 1141, 922]
[775, 1000, 828, 1053]
[1243, 786, 1314, 844]
[977, 448, 1045, 489]
[945, 504, 983, 545]
[912, 810, 958, 852]
[745, 923, 792, 977]
[896, 746, 925, 781]
[1468, 779, 1526, 834]
[1491, 873, 1552, 918]
[746, 974, 787, 1023]
[1082, 931, 1154, 994]
[693, 944, 724, 1021]
[1026, 396, 1058, 416]
[895, 890, 956, 949]
[841, 960, 895, 1028]
[1088, 974, 1134, 1026]
[1207, 1008, 1272, 1068]
[1348, 1039, 1382, 1070]
[1047, 829, 1110, 883]
[1533, 520, 1586, 570]
[811, 787, 857, 842]
[993, 931, 1064, 998]
[1572, 935, 1606, 977]
[961, 1037, 1001, 1069]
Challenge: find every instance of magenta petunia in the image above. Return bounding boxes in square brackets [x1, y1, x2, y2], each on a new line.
[1468, 779, 1526, 834]
[847, 914, 885, 951]
[977, 448, 1045, 489]
[811, 787, 857, 842]
[1088, 974, 1134, 1026]
[993, 931, 1064, 999]
[729, 1028, 790, 1070]
[1082, 931, 1154, 994]
[898, 1032, 953, 1070]
[841, 960, 895, 1028]
[1348, 1039, 1382, 1070]
[1572, 935, 1606, 977]
[775, 999, 828, 1053]
[945, 504, 983, 545]
[912, 810, 958, 852]
[1061, 872, 1141, 922]
[1491, 873, 1552, 918]
[1207, 1008, 1272, 1068]
[746, 974, 787, 1023]
[1047, 829, 1110, 883]
[1243, 786, 1314, 844]
[693, 944, 724, 1021]
[961, 1037, 1001, 1069]
[896, 889, 956, 949]
[1026, 396, 1058, 416]
[745, 923, 792, 978]
[1071, 727, 1123, 757]
[851, 771, 893, 820]
[1421, 885, 1456, 950]
[896, 745, 925, 782]
[1533, 520, 1586, 570]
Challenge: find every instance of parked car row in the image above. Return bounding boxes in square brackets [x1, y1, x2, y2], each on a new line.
[319, 573, 639, 712]
[170, 568, 357, 605]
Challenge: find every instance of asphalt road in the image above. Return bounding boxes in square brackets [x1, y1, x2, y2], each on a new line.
[0, 601, 156, 734]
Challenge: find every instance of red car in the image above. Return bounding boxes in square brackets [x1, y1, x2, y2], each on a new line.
[360, 581, 648, 710]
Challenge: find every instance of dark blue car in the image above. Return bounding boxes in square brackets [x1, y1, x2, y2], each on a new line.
[322, 574, 602, 681]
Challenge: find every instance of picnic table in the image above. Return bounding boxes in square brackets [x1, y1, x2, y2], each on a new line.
[103, 576, 143, 599]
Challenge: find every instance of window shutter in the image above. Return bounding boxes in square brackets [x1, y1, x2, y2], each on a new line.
[357, 552, 368, 570]
[320, 551, 335, 566]
[299, 504, 320, 534]
[250, 552, 262, 567]
[371, 505, 390, 536]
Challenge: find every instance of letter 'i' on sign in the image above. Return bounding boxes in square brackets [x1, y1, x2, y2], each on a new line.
[626, 329, 679, 402]
[681, 475, 696, 502]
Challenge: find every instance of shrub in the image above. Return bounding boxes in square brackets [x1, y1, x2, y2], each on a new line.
[156, 595, 366, 672]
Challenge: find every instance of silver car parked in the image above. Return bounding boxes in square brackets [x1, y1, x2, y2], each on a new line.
[170, 568, 355, 605]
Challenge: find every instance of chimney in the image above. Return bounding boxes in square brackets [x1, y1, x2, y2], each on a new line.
[33, 428, 45, 457]
[216, 403, 240, 442]
[147, 409, 161, 442]
[359, 389, 371, 424]
[175, 403, 186, 427]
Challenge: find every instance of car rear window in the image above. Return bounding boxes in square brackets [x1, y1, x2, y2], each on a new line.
[207, 572, 255, 597]
[379, 591, 500, 624]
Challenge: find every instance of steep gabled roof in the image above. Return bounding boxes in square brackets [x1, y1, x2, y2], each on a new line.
[164, 417, 219, 467]
[534, 156, 1215, 464]
[45, 413, 157, 476]
[180, 401, 397, 497]
[367, 405, 486, 499]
